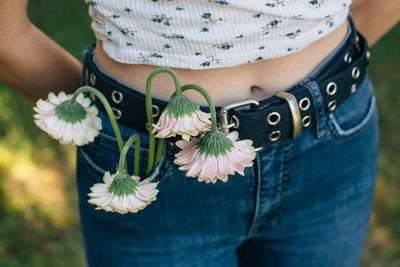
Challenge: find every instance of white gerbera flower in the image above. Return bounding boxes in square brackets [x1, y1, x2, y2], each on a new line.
[153, 94, 211, 141]
[174, 131, 256, 184]
[88, 171, 159, 214]
[33, 91, 102, 146]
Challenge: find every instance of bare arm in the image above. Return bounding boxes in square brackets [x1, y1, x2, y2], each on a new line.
[0, 0, 81, 102]
[350, 0, 400, 46]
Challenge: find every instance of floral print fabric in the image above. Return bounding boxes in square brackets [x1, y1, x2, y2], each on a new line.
[85, 0, 351, 70]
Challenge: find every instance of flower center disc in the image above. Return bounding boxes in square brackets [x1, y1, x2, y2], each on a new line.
[165, 94, 198, 117]
[55, 100, 87, 123]
[196, 131, 234, 157]
[108, 174, 139, 197]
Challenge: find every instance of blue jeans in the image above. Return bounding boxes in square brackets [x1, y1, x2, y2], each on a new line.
[76, 20, 379, 267]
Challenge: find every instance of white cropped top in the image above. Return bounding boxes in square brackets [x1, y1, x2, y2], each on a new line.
[86, 0, 351, 70]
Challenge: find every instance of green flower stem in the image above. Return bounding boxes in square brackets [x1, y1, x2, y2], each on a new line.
[154, 138, 165, 166]
[145, 68, 181, 176]
[181, 84, 217, 132]
[117, 134, 141, 176]
[72, 86, 124, 152]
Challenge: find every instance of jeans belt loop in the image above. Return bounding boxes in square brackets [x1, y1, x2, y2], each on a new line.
[275, 91, 302, 139]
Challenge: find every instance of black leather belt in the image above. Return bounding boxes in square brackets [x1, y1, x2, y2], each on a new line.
[82, 21, 370, 150]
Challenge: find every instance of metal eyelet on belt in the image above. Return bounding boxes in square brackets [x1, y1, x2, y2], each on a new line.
[112, 107, 122, 119]
[302, 115, 311, 128]
[269, 130, 281, 142]
[352, 66, 360, 79]
[266, 112, 281, 125]
[299, 97, 310, 111]
[152, 105, 160, 118]
[90, 73, 96, 86]
[326, 82, 337, 95]
[328, 100, 337, 111]
[111, 90, 123, 104]
[350, 83, 358, 94]
[344, 52, 352, 64]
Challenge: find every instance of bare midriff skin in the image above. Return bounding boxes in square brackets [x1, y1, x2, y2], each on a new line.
[95, 20, 348, 107]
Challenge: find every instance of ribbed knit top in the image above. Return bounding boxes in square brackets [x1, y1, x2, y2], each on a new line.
[85, 0, 351, 70]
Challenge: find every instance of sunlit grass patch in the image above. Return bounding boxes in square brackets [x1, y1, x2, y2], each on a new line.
[0, 84, 85, 266]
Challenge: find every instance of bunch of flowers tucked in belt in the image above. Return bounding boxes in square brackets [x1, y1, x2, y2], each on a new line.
[33, 67, 256, 214]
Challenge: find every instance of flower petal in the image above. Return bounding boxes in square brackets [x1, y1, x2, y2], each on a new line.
[87, 172, 159, 214]
[33, 91, 102, 146]
[174, 131, 255, 183]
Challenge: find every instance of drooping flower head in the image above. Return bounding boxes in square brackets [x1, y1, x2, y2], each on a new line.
[174, 130, 256, 183]
[33, 91, 102, 146]
[88, 171, 159, 214]
[153, 94, 211, 141]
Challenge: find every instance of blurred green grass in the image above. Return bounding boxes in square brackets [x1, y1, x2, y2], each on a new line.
[0, 1, 398, 266]
[361, 21, 400, 267]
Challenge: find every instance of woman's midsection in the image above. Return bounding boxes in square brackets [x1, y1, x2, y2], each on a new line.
[95, 20, 348, 107]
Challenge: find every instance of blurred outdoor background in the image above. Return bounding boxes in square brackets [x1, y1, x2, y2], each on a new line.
[0, 1, 398, 266]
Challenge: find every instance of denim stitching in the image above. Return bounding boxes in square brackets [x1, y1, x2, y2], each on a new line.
[327, 98, 377, 141]
[246, 154, 261, 237]
[78, 147, 108, 177]
[278, 140, 290, 216]
[79, 141, 171, 185]
[95, 130, 150, 151]
[87, 137, 151, 173]
[253, 140, 290, 235]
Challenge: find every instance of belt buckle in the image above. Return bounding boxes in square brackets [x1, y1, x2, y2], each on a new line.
[275, 91, 302, 139]
[217, 98, 261, 150]
[217, 92, 302, 152]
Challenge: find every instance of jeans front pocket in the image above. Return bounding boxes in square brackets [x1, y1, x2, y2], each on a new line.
[78, 130, 172, 188]
[326, 75, 377, 140]
[75, 129, 180, 266]
[79, 106, 174, 184]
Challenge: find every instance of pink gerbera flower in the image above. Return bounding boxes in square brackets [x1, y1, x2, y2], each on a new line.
[153, 94, 211, 140]
[174, 131, 256, 183]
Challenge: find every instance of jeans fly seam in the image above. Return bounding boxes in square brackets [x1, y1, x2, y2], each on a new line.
[246, 154, 261, 237]
[278, 140, 290, 216]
